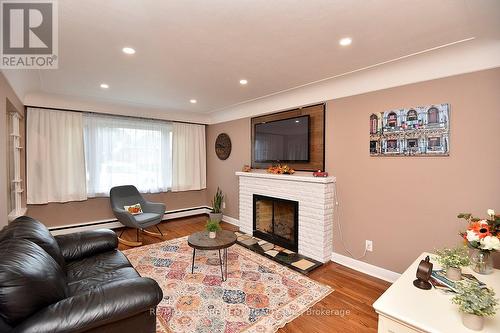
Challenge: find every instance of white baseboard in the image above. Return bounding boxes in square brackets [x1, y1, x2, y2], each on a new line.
[222, 215, 240, 228]
[331, 252, 400, 283]
[49, 206, 211, 236]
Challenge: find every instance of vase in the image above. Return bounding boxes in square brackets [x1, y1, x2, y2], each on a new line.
[209, 212, 223, 223]
[445, 267, 462, 281]
[209, 231, 216, 239]
[462, 313, 484, 331]
[470, 249, 494, 275]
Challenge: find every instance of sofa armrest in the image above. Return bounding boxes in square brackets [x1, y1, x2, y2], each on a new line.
[13, 277, 163, 333]
[55, 229, 118, 262]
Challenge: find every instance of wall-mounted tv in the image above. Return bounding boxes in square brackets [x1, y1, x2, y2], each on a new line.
[254, 115, 310, 163]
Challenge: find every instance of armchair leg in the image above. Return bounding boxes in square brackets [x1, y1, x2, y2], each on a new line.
[155, 225, 164, 236]
[142, 225, 165, 239]
[117, 228, 143, 247]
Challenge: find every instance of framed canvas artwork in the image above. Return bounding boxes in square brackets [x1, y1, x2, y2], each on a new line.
[369, 103, 450, 156]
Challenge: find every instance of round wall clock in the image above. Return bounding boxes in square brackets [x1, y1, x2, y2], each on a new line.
[215, 133, 232, 160]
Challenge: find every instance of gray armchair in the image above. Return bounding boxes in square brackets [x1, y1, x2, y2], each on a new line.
[110, 185, 166, 246]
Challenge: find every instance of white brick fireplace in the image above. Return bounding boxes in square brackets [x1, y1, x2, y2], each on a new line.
[236, 170, 335, 263]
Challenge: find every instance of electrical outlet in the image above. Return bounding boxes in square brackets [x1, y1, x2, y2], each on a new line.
[222, 201, 226, 209]
[365, 240, 373, 252]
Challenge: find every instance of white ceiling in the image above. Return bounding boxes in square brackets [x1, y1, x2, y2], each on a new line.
[2, 0, 500, 118]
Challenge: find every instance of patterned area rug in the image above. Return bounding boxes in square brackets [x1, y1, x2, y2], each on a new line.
[123, 236, 332, 333]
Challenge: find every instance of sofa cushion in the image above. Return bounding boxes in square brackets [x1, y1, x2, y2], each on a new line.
[0, 239, 67, 325]
[68, 267, 141, 296]
[0, 216, 66, 268]
[65, 250, 132, 282]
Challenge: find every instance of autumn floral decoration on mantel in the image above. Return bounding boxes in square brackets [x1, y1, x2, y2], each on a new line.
[267, 164, 295, 175]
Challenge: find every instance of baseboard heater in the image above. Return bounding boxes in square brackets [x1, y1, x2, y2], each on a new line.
[48, 206, 211, 235]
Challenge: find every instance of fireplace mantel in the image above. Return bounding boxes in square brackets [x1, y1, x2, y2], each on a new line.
[236, 170, 335, 263]
[235, 170, 336, 184]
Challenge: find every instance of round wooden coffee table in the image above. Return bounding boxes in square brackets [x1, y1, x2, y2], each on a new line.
[188, 230, 237, 281]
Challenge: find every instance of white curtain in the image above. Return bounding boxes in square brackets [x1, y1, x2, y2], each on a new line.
[27, 108, 87, 204]
[172, 122, 206, 191]
[84, 113, 172, 197]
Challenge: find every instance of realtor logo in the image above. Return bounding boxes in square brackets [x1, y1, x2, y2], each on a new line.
[1, 0, 58, 68]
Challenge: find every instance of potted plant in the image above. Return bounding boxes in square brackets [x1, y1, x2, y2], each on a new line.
[206, 219, 221, 239]
[435, 247, 471, 281]
[458, 209, 500, 274]
[452, 279, 498, 331]
[209, 187, 224, 222]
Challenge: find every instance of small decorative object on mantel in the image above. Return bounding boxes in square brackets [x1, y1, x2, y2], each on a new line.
[413, 255, 433, 290]
[206, 219, 221, 239]
[215, 133, 232, 160]
[242, 165, 251, 172]
[458, 209, 499, 274]
[267, 164, 295, 175]
[452, 279, 498, 331]
[435, 247, 471, 281]
[209, 187, 224, 222]
[313, 170, 328, 177]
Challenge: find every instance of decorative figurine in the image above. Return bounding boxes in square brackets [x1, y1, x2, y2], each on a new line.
[413, 255, 433, 290]
[313, 170, 328, 177]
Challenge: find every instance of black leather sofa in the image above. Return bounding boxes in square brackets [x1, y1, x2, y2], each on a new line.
[0, 216, 163, 333]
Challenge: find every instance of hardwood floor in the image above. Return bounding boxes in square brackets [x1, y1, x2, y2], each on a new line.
[117, 215, 391, 333]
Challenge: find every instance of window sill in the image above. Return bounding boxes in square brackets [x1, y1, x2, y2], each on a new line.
[8, 207, 28, 222]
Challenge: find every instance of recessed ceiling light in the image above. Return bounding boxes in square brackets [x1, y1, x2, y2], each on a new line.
[122, 47, 136, 54]
[239, 79, 248, 85]
[100, 83, 109, 89]
[295, 120, 300, 123]
[190, 99, 197, 104]
[339, 37, 352, 46]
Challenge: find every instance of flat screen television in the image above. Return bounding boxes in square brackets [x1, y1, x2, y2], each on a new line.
[254, 115, 310, 163]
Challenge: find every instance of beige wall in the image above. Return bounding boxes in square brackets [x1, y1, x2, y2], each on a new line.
[0, 72, 25, 228]
[206, 68, 500, 273]
[206, 118, 251, 219]
[27, 190, 207, 227]
[327, 68, 500, 272]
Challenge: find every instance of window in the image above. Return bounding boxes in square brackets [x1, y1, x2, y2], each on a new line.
[428, 137, 441, 149]
[427, 107, 439, 124]
[387, 112, 397, 127]
[84, 113, 173, 197]
[407, 110, 417, 121]
[370, 114, 378, 134]
[387, 139, 397, 150]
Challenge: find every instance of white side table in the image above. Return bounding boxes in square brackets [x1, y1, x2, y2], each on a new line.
[373, 252, 500, 333]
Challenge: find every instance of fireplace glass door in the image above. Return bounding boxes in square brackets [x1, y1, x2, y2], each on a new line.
[253, 194, 298, 252]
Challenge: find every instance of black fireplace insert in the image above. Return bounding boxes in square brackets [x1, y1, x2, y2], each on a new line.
[253, 194, 299, 252]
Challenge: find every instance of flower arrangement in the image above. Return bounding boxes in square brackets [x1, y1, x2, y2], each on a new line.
[267, 164, 295, 175]
[452, 280, 498, 317]
[458, 209, 500, 252]
[435, 247, 471, 269]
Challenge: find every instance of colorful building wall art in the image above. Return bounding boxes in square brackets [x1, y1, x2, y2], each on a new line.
[370, 104, 450, 156]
